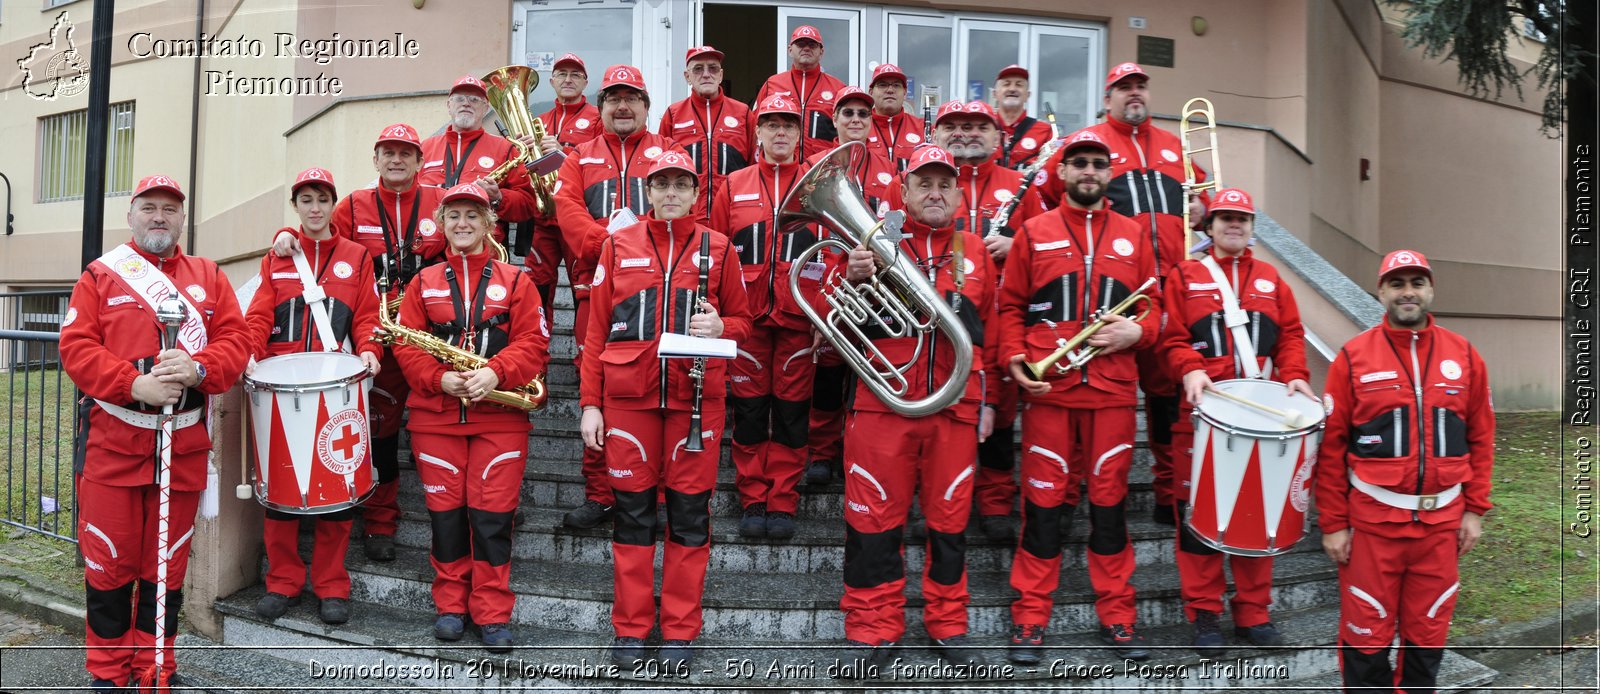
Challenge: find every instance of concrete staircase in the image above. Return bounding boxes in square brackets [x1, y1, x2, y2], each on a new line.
[200, 272, 1500, 691]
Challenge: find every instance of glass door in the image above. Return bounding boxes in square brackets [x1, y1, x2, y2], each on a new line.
[956, 20, 1023, 104]
[1028, 24, 1100, 132]
[511, 0, 641, 117]
[776, 6, 862, 87]
[887, 13, 952, 116]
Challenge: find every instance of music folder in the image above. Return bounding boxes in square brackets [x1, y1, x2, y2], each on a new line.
[657, 332, 736, 359]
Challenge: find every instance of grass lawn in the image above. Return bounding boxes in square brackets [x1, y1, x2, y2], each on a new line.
[0, 366, 78, 541]
[1452, 411, 1599, 637]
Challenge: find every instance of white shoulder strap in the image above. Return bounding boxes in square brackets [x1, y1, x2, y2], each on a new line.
[289, 249, 341, 352]
[1199, 254, 1262, 379]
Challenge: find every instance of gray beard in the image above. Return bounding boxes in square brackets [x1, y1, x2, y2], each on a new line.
[452, 113, 480, 130]
[947, 141, 990, 161]
[134, 229, 176, 255]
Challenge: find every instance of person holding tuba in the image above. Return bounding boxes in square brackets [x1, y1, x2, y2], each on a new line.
[1156, 188, 1314, 653]
[418, 75, 540, 249]
[390, 183, 549, 653]
[1001, 129, 1162, 664]
[579, 151, 752, 669]
[830, 145, 1000, 670]
[244, 168, 383, 626]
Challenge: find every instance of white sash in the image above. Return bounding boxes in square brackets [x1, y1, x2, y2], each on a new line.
[289, 247, 342, 351]
[1199, 254, 1262, 379]
[92, 243, 209, 354]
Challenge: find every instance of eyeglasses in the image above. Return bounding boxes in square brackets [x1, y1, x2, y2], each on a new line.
[1065, 157, 1112, 171]
[837, 107, 871, 119]
[648, 180, 697, 192]
[552, 70, 585, 80]
[603, 94, 645, 106]
[448, 94, 486, 106]
[688, 64, 723, 75]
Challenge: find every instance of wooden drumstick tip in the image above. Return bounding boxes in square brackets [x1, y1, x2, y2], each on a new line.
[235, 484, 252, 500]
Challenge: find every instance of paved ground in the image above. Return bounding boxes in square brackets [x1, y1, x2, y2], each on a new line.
[1465, 631, 1599, 692]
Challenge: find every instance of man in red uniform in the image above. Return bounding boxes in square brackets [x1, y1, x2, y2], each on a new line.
[62, 175, 252, 688]
[658, 46, 753, 213]
[1000, 130, 1162, 663]
[992, 64, 1056, 170]
[418, 75, 539, 246]
[527, 53, 604, 302]
[864, 63, 924, 170]
[1317, 250, 1493, 693]
[832, 145, 998, 670]
[709, 94, 815, 541]
[554, 64, 686, 529]
[755, 25, 846, 160]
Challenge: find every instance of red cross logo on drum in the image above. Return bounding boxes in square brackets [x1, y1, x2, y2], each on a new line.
[317, 409, 368, 476]
[332, 423, 362, 460]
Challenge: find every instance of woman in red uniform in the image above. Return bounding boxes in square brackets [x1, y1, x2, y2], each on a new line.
[244, 168, 383, 625]
[391, 183, 549, 653]
[580, 151, 752, 669]
[1156, 188, 1314, 653]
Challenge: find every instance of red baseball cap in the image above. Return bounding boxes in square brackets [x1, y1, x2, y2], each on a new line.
[375, 123, 422, 151]
[599, 64, 647, 96]
[553, 53, 586, 73]
[133, 174, 185, 202]
[935, 100, 1002, 128]
[1378, 249, 1433, 282]
[1060, 128, 1111, 157]
[647, 150, 698, 179]
[440, 183, 491, 207]
[685, 46, 724, 65]
[904, 145, 957, 177]
[450, 75, 487, 99]
[1105, 62, 1149, 89]
[756, 93, 802, 120]
[1208, 188, 1255, 216]
[997, 64, 1029, 80]
[291, 167, 337, 198]
[790, 25, 824, 46]
[871, 63, 907, 86]
[833, 86, 874, 112]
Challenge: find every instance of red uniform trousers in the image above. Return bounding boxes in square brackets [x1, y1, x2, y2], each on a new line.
[729, 324, 815, 514]
[1169, 404, 1273, 625]
[262, 507, 354, 600]
[805, 347, 847, 466]
[603, 404, 723, 640]
[361, 349, 408, 537]
[78, 477, 200, 683]
[841, 410, 977, 644]
[1139, 349, 1181, 507]
[1010, 404, 1138, 626]
[974, 381, 1021, 516]
[1338, 523, 1460, 693]
[410, 429, 527, 625]
[572, 294, 615, 507]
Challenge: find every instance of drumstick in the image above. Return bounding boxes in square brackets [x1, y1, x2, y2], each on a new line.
[237, 398, 253, 500]
[1204, 387, 1317, 429]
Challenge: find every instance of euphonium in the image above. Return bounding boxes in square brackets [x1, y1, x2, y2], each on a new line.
[1024, 277, 1157, 380]
[780, 142, 972, 418]
[482, 65, 558, 215]
[1180, 97, 1223, 255]
[371, 287, 547, 412]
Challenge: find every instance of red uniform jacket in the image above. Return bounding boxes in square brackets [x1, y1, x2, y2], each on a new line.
[244, 228, 384, 362]
[755, 67, 847, 160]
[822, 218, 1000, 423]
[885, 159, 1046, 240]
[330, 181, 448, 299]
[580, 216, 753, 411]
[998, 204, 1162, 408]
[1156, 250, 1309, 386]
[708, 157, 819, 332]
[553, 130, 686, 289]
[393, 248, 549, 433]
[539, 98, 603, 149]
[997, 111, 1055, 169]
[418, 126, 539, 229]
[805, 145, 895, 215]
[658, 90, 755, 204]
[866, 110, 926, 170]
[1315, 317, 1494, 534]
[61, 242, 252, 490]
[1040, 117, 1207, 279]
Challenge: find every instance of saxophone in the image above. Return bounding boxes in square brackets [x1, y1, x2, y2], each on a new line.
[372, 292, 547, 411]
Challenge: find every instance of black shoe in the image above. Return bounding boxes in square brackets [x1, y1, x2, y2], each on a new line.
[319, 597, 350, 625]
[611, 636, 647, 668]
[1192, 610, 1226, 655]
[979, 514, 1014, 543]
[659, 639, 695, 669]
[90, 678, 123, 690]
[1099, 623, 1151, 660]
[1007, 623, 1044, 665]
[766, 511, 796, 540]
[739, 503, 768, 538]
[433, 613, 465, 641]
[254, 591, 300, 619]
[805, 459, 834, 486]
[1153, 503, 1177, 526]
[563, 499, 614, 529]
[931, 633, 988, 666]
[1235, 621, 1286, 647]
[364, 534, 396, 562]
[480, 623, 515, 653]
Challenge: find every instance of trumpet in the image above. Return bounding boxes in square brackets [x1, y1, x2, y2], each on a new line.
[371, 287, 547, 412]
[482, 65, 559, 215]
[1025, 277, 1157, 380]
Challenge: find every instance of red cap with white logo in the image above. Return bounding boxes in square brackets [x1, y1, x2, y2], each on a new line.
[997, 64, 1029, 80]
[553, 53, 586, 73]
[648, 150, 698, 179]
[1378, 249, 1433, 282]
[685, 46, 725, 65]
[440, 183, 491, 207]
[756, 93, 802, 120]
[133, 174, 185, 202]
[833, 86, 874, 112]
[1208, 188, 1255, 216]
[1060, 128, 1111, 157]
[599, 65, 648, 95]
[935, 100, 1002, 128]
[375, 123, 422, 151]
[790, 25, 824, 46]
[450, 75, 487, 99]
[291, 167, 337, 198]
[871, 63, 907, 86]
[904, 145, 958, 177]
[1105, 62, 1149, 89]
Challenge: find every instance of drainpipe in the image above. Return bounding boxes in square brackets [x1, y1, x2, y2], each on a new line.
[78, 0, 115, 269]
[186, 0, 206, 254]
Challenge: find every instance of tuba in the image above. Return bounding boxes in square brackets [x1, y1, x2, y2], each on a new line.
[481, 65, 558, 215]
[780, 142, 972, 418]
[1179, 97, 1224, 255]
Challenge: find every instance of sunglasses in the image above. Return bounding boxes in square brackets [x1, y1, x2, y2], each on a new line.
[1065, 157, 1112, 171]
[837, 107, 872, 119]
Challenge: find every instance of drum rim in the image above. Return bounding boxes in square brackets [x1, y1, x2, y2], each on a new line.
[1195, 378, 1324, 436]
[251, 477, 376, 514]
[243, 352, 371, 393]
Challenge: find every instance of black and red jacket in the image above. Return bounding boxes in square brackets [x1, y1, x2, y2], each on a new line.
[1156, 249, 1309, 386]
[539, 98, 603, 149]
[708, 156, 818, 332]
[580, 216, 753, 412]
[1315, 316, 1495, 534]
[419, 126, 538, 229]
[393, 247, 549, 433]
[244, 228, 384, 362]
[553, 130, 686, 289]
[885, 159, 1046, 241]
[821, 218, 1000, 423]
[330, 181, 448, 299]
[997, 111, 1055, 169]
[60, 242, 252, 490]
[755, 67, 847, 160]
[658, 90, 755, 204]
[865, 110, 925, 170]
[998, 203, 1162, 407]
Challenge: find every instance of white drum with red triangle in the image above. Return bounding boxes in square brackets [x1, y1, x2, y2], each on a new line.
[244, 352, 375, 514]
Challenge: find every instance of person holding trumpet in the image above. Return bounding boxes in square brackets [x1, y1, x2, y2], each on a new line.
[391, 182, 549, 653]
[1155, 188, 1313, 653]
[579, 150, 752, 669]
[1000, 129, 1162, 664]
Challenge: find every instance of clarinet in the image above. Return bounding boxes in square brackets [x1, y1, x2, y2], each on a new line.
[986, 136, 1066, 239]
[685, 230, 712, 452]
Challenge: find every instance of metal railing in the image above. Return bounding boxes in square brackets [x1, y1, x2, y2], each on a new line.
[2, 327, 77, 542]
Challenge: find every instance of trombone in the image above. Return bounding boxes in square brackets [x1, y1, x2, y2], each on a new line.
[1025, 277, 1157, 380]
[1179, 97, 1223, 255]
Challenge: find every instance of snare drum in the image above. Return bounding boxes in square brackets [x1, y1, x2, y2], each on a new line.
[244, 352, 374, 514]
[1186, 378, 1324, 556]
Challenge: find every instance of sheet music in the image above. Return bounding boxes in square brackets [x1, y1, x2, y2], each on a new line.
[658, 332, 736, 359]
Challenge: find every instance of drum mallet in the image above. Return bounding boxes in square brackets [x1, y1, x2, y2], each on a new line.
[1205, 387, 1317, 429]
[236, 367, 253, 500]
